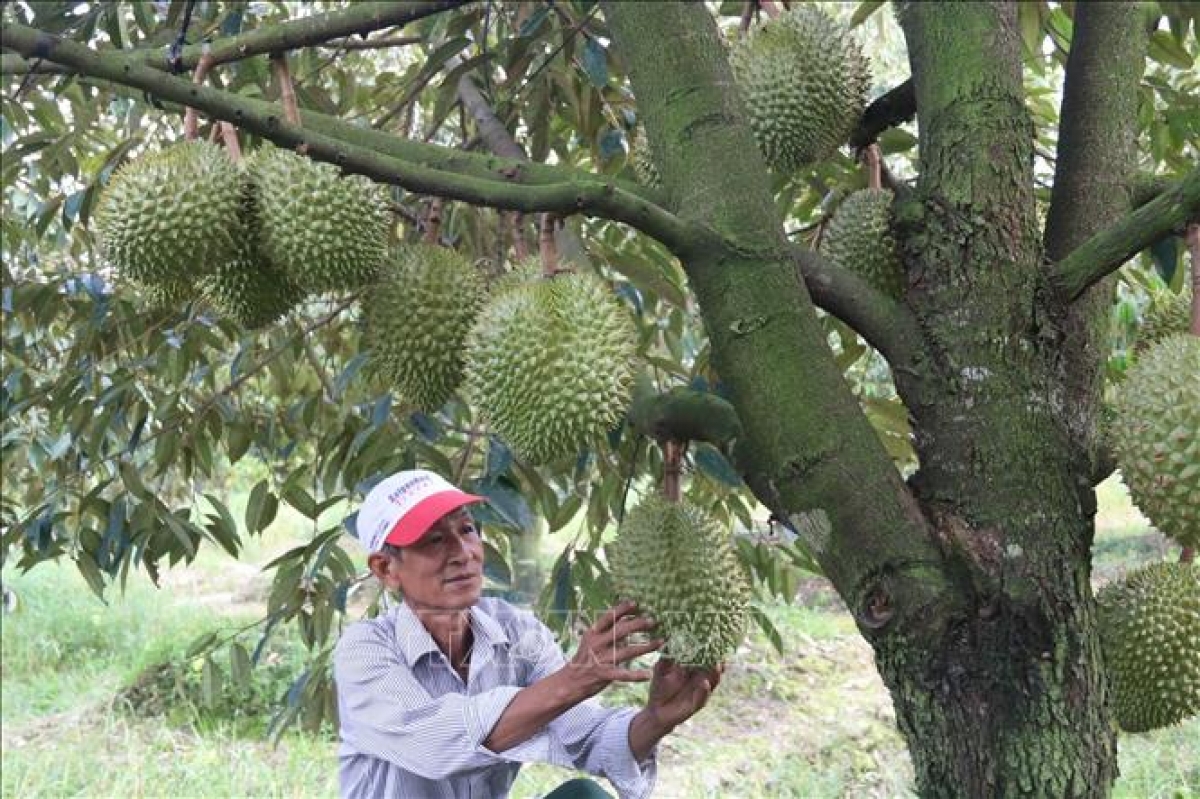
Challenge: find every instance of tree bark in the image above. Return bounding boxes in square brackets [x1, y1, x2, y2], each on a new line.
[890, 3, 1117, 794]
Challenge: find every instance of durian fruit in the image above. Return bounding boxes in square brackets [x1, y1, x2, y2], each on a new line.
[1135, 287, 1192, 354]
[134, 277, 200, 312]
[202, 246, 305, 329]
[201, 179, 305, 329]
[362, 244, 485, 412]
[1110, 334, 1200, 549]
[1097, 562, 1199, 733]
[249, 147, 389, 295]
[608, 495, 750, 668]
[630, 128, 661, 188]
[465, 268, 636, 463]
[821, 188, 904, 298]
[729, 5, 870, 174]
[94, 141, 244, 285]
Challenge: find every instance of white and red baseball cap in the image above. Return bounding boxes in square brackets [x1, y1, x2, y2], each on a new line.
[356, 470, 485, 552]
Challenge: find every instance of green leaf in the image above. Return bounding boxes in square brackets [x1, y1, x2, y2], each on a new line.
[245, 480, 278, 534]
[1148, 30, 1195, 69]
[749, 603, 784, 656]
[283, 485, 318, 520]
[580, 38, 608, 87]
[229, 642, 252, 689]
[75, 553, 107, 600]
[849, 1, 886, 28]
[185, 630, 221, 659]
[201, 656, 221, 709]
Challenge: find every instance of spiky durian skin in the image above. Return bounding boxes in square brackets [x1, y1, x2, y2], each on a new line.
[249, 147, 388, 294]
[822, 188, 904, 298]
[1136, 287, 1192, 354]
[201, 247, 305, 330]
[1111, 334, 1200, 548]
[630, 128, 661, 188]
[1098, 562, 1200, 733]
[609, 496, 751, 668]
[94, 141, 243, 285]
[132, 277, 199, 311]
[363, 245, 485, 411]
[729, 5, 870, 173]
[466, 270, 636, 464]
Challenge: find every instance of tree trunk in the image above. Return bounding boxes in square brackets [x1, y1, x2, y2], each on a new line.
[609, 2, 1123, 795]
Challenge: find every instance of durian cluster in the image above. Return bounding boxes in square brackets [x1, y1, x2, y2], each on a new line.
[1101, 326, 1199, 733]
[95, 141, 388, 329]
[360, 250, 637, 463]
[1097, 562, 1199, 733]
[608, 494, 751, 669]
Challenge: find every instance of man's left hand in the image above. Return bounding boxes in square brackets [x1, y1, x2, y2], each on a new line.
[645, 657, 723, 733]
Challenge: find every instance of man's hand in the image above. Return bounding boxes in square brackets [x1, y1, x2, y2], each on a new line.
[566, 600, 663, 698]
[628, 658, 723, 762]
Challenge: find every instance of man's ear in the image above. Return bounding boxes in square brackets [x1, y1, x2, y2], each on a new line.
[368, 552, 395, 585]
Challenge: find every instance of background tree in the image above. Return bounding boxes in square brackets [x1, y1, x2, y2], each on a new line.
[2, 1, 1198, 796]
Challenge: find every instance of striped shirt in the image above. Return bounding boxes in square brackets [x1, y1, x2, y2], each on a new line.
[334, 597, 657, 799]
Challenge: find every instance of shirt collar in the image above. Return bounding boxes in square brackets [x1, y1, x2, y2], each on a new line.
[392, 600, 510, 667]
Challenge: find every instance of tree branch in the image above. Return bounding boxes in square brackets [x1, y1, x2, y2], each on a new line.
[1051, 168, 1200, 302]
[848, 79, 915, 152]
[1044, 2, 1147, 260]
[790, 245, 924, 375]
[1, 22, 692, 251]
[2, 2, 466, 77]
[319, 35, 424, 51]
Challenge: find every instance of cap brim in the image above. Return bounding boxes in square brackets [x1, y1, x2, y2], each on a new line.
[381, 490, 486, 548]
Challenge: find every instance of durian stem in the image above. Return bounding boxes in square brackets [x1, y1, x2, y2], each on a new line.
[182, 52, 215, 141]
[511, 213, 530, 260]
[758, 1, 782, 20]
[423, 198, 444, 244]
[1182, 547, 1195, 564]
[662, 439, 686, 503]
[218, 122, 242, 161]
[271, 53, 301, 127]
[864, 144, 883, 191]
[540, 214, 560, 275]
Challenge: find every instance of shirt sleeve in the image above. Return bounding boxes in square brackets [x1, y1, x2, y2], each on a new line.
[492, 618, 658, 799]
[333, 623, 520, 781]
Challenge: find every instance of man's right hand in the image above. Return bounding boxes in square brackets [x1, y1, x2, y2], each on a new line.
[566, 600, 663, 697]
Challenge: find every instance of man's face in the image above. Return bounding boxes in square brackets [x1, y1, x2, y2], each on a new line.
[372, 507, 485, 613]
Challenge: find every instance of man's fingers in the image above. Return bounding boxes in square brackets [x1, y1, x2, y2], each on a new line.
[616, 639, 663, 664]
[608, 667, 653, 683]
[593, 600, 639, 633]
[610, 614, 656, 642]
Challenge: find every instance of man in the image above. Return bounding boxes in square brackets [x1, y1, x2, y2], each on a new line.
[334, 469, 722, 799]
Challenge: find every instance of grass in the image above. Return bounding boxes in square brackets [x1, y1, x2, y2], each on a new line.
[2, 474, 1197, 798]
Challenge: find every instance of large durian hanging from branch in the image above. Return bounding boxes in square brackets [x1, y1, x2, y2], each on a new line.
[94, 140, 244, 286]
[1110, 334, 1200, 549]
[1097, 562, 1199, 733]
[728, 5, 870, 174]
[465, 263, 637, 464]
[609, 493, 751, 669]
[363, 244, 486, 412]
[249, 146, 389, 295]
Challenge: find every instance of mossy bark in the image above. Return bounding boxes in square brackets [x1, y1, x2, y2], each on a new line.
[610, 2, 1129, 796]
